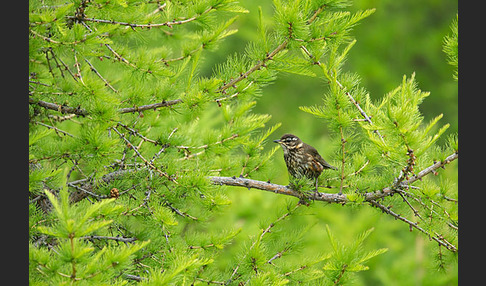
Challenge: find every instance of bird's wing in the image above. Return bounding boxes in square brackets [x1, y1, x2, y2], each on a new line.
[306, 144, 338, 170]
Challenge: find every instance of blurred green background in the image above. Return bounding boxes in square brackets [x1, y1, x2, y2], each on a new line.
[201, 0, 458, 142]
[198, 0, 458, 285]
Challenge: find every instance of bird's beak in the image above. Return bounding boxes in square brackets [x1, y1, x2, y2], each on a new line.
[273, 139, 281, 143]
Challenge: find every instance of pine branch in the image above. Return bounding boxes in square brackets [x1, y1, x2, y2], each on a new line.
[29, 29, 87, 45]
[111, 127, 176, 183]
[84, 58, 118, 93]
[218, 40, 289, 94]
[333, 264, 348, 286]
[81, 235, 137, 243]
[209, 152, 457, 204]
[368, 199, 456, 252]
[67, 6, 215, 29]
[209, 153, 458, 253]
[29, 98, 182, 116]
[401, 152, 458, 185]
[118, 99, 183, 114]
[29, 98, 89, 116]
[226, 204, 301, 284]
[32, 121, 76, 138]
[299, 43, 386, 145]
[336, 79, 386, 145]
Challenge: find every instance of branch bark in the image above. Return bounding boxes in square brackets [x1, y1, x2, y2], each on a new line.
[209, 152, 458, 253]
[209, 152, 457, 204]
[29, 97, 182, 116]
[29, 98, 88, 116]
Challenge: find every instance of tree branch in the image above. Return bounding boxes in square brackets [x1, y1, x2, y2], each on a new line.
[81, 235, 137, 243]
[401, 152, 458, 185]
[217, 40, 289, 94]
[29, 98, 88, 116]
[29, 97, 182, 116]
[68, 6, 215, 29]
[209, 176, 347, 203]
[210, 152, 457, 203]
[368, 199, 457, 252]
[209, 153, 458, 253]
[118, 99, 182, 114]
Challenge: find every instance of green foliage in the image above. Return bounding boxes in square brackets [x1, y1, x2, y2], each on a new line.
[29, 0, 457, 284]
[443, 14, 458, 81]
[323, 226, 387, 285]
[30, 181, 149, 284]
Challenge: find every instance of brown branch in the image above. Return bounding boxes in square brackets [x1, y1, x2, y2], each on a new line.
[29, 29, 87, 45]
[32, 121, 76, 138]
[300, 43, 387, 146]
[307, 5, 327, 24]
[333, 264, 348, 286]
[218, 40, 289, 94]
[368, 199, 457, 252]
[118, 99, 182, 113]
[402, 152, 458, 185]
[84, 58, 118, 93]
[29, 98, 88, 116]
[111, 127, 176, 183]
[335, 79, 387, 146]
[216, 5, 325, 100]
[29, 97, 182, 116]
[226, 204, 300, 284]
[209, 176, 344, 204]
[209, 153, 458, 253]
[209, 152, 458, 204]
[81, 235, 137, 243]
[69, 6, 214, 29]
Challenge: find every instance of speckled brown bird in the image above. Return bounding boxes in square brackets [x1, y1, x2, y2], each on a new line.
[274, 134, 337, 192]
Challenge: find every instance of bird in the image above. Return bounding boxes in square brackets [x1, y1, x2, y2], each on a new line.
[274, 133, 337, 194]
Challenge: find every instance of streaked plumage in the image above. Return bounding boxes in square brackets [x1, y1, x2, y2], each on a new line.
[274, 133, 337, 191]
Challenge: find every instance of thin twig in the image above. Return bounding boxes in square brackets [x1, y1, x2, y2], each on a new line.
[147, 2, 167, 17]
[397, 191, 422, 219]
[218, 40, 289, 93]
[32, 121, 76, 138]
[307, 5, 327, 24]
[73, 49, 85, 85]
[177, 134, 239, 160]
[118, 99, 182, 114]
[69, 6, 214, 29]
[338, 126, 346, 195]
[150, 128, 177, 164]
[29, 98, 182, 116]
[333, 264, 348, 286]
[401, 152, 458, 185]
[29, 98, 88, 116]
[84, 58, 118, 93]
[29, 29, 87, 45]
[300, 43, 386, 146]
[81, 235, 137, 243]
[368, 199, 456, 252]
[225, 204, 300, 284]
[336, 79, 386, 145]
[117, 122, 159, 145]
[112, 127, 176, 183]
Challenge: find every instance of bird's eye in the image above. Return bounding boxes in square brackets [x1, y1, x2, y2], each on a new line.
[292, 137, 297, 141]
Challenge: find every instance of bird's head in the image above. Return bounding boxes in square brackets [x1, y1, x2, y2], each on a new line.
[273, 134, 303, 150]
